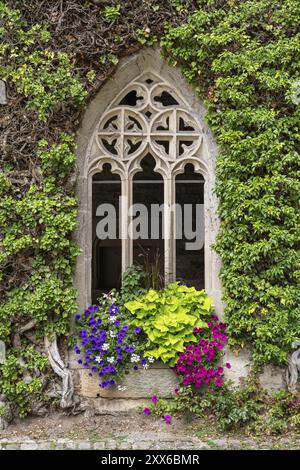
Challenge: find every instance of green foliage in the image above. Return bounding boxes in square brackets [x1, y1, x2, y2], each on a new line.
[1, 0, 299, 419]
[37, 134, 76, 180]
[102, 5, 121, 22]
[170, 0, 188, 13]
[0, 346, 48, 417]
[150, 383, 300, 434]
[162, 0, 300, 365]
[208, 384, 263, 431]
[99, 53, 119, 66]
[120, 265, 147, 305]
[6, 50, 87, 121]
[0, 3, 82, 417]
[125, 283, 212, 365]
[136, 28, 158, 46]
[0, 2, 87, 121]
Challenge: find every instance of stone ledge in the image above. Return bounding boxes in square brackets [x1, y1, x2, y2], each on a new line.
[75, 366, 179, 399]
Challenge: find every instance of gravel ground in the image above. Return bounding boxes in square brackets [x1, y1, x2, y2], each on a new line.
[0, 412, 299, 450]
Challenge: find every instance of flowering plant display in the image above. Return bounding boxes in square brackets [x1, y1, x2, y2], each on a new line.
[125, 282, 213, 366]
[175, 314, 230, 389]
[73, 292, 153, 388]
[142, 394, 174, 425]
[142, 314, 231, 424]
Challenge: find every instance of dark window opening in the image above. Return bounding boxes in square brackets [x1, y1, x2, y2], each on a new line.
[153, 91, 179, 107]
[176, 164, 205, 290]
[92, 165, 121, 302]
[119, 90, 144, 107]
[101, 138, 118, 155]
[133, 154, 164, 281]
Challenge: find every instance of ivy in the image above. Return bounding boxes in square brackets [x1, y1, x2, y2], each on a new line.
[0, 346, 49, 417]
[0, 3, 87, 121]
[0, 0, 299, 419]
[162, 0, 300, 365]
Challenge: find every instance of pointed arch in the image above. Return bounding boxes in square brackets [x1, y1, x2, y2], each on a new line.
[74, 48, 223, 315]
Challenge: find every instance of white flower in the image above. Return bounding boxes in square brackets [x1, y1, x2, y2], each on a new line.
[130, 354, 140, 363]
[109, 331, 117, 338]
[94, 356, 102, 363]
[108, 316, 116, 323]
[143, 364, 149, 370]
[117, 385, 127, 391]
[102, 343, 109, 351]
[107, 356, 115, 363]
[148, 356, 155, 363]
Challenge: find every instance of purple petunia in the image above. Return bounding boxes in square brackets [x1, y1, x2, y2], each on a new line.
[109, 305, 119, 316]
[163, 415, 172, 424]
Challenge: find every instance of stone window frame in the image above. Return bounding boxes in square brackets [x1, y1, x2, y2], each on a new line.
[75, 48, 223, 315]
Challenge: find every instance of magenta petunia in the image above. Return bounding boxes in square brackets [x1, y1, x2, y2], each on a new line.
[164, 415, 172, 424]
[215, 378, 223, 387]
[143, 407, 151, 415]
[225, 362, 231, 369]
[151, 395, 158, 404]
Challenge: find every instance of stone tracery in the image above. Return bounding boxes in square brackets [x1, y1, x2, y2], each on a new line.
[76, 49, 222, 320]
[96, 73, 203, 163]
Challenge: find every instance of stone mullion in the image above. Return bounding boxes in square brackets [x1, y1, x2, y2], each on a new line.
[121, 174, 133, 274]
[164, 173, 175, 285]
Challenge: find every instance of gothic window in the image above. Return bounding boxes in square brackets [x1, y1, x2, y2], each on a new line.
[76, 51, 222, 315]
[89, 72, 206, 297]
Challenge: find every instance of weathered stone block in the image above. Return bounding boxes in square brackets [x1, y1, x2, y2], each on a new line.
[259, 365, 285, 390]
[0, 80, 7, 105]
[75, 365, 179, 399]
[92, 397, 146, 413]
[223, 348, 251, 385]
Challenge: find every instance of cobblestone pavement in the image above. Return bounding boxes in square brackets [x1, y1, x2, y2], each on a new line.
[0, 432, 299, 450]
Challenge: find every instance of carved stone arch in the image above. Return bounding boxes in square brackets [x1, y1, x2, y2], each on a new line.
[88, 157, 126, 179]
[127, 150, 169, 181]
[75, 47, 223, 316]
[172, 157, 208, 179]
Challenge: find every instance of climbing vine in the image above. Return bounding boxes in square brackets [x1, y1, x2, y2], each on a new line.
[162, 0, 300, 365]
[0, 0, 194, 420]
[0, 0, 299, 421]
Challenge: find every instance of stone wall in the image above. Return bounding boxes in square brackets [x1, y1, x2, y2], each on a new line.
[69, 348, 286, 413]
[69, 350, 179, 411]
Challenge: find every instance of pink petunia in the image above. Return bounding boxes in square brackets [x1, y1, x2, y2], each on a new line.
[215, 378, 223, 387]
[164, 415, 172, 424]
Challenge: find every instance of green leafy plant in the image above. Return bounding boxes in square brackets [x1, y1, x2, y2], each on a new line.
[162, 0, 300, 366]
[102, 5, 121, 22]
[147, 383, 300, 435]
[136, 28, 158, 45]
[0, 346, 48, 417]
[99, 53, 119, 66]
[120, 265, 147, 305]
[125, 283, 213, 365]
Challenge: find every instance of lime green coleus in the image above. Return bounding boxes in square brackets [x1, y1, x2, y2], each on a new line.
[125, 282, 213, 366]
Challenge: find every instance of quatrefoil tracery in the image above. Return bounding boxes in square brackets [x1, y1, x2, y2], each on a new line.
[97, 75, 203, 162]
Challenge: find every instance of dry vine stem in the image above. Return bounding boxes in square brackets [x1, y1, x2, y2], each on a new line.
[44, 335, 74, 409]
[286, 341, 300, 391]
